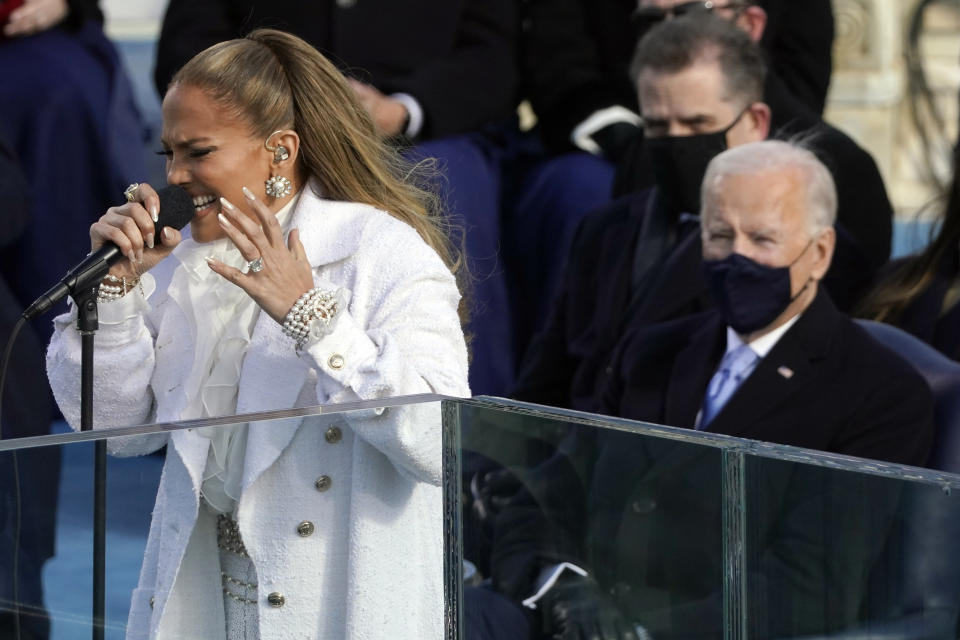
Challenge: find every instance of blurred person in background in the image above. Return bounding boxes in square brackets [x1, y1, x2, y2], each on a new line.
[859, 144, 960, 359]
[152, 0, 519, 396]
[0, 132, 58, 640]
[0, 0, 145, 337]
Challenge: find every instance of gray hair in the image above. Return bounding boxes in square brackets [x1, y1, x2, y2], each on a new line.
[701, 139, 838, 235]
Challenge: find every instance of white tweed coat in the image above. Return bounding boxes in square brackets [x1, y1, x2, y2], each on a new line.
[47, 184, 469, 639]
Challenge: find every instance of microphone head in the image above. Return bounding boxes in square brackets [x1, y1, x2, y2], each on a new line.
[155, 185, 195, 235]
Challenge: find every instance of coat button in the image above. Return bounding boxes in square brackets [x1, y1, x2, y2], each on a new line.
[325, 426, 342, 443]
[631, 498, 657, 515]
[314, 475, 332, 492]
[149, 596, 154, 609]
[297, 521, 315, 537]
[267, 592, 285, 608]
[328, 354, 344, 370]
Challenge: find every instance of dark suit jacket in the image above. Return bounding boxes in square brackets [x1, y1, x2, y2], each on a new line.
[512, 190, 708, 413]
[760, 0, 833, 115]
[153, 0, 518, 141]
[602, 290, 933, 464]
[494, 291, 934, 639]
[520, 0, 833, 154]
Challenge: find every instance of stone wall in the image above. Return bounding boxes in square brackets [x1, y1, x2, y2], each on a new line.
[827, 0, 960, 218]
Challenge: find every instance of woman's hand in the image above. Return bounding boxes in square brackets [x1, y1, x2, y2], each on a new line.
[89, 183, 183, 280]
[4, 0, 68, 38]
[206, 187, 315, 324]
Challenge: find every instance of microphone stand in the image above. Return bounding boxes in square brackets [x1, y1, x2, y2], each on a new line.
[74, 285, 106, 640]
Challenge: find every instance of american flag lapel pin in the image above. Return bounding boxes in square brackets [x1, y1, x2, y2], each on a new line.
[777, 366, 794, 379]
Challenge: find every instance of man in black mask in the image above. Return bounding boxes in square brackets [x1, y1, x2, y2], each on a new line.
[487, 140, 932, 640]
[511, 15, 769, 413]
[602, 139, 932, 447]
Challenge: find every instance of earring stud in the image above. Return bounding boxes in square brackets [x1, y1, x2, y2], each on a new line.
[265, 175, 293, 198]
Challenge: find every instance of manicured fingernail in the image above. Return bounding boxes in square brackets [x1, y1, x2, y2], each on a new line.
[217, 213, 232, 228]
[136, 249, 144, 263]
[220, 197, 235, 211]
[150, 205, 159, 223]
[242, 186, 256, 200]
[127, 250, 136, 262]
[163, 227, 173, 241]
[146, 233, 154, 249]
[205, 256, 216, 266]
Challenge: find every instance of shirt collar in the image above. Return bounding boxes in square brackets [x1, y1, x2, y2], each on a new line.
[725, 313, 802, 359]
[273, 190, 300, 232]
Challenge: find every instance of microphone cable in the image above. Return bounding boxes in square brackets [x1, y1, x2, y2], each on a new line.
[0, 314, 27, 640]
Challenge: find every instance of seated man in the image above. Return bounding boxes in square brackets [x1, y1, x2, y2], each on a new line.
[513, 15, 870, 413]
[488, 141, 933, 639]
[602, 140, 932, 460]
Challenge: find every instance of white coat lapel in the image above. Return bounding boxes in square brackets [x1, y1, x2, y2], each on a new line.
[236, 311, 309, 491]
[237, 183, 367, 490]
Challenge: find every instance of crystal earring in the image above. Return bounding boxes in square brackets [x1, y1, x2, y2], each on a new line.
[265, 175, 292, 198]
[265, 130, 291, 163]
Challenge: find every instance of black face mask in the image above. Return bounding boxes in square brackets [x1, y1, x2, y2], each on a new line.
[702, 242, 813, 335]
[646, 109, 745, 215]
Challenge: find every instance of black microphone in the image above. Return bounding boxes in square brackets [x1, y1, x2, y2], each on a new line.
[23, 185, 195, 320]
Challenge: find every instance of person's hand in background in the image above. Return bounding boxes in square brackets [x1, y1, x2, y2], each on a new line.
[348, 79, 409, 138]
[3, 0, 68, 37]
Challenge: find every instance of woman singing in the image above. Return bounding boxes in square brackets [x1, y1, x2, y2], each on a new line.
[46, 29, 469, 639]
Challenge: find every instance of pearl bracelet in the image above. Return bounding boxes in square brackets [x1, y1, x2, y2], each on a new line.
[282, 288, 340, 352]
[96, 274, 143, 303]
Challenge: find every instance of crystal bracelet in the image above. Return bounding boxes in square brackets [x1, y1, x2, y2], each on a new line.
[282, 288, 340, 352]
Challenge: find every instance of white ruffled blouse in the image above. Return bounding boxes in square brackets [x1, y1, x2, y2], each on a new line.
[170, 195, 299, 515]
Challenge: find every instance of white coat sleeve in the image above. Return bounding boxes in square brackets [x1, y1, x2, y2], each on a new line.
[303, 221, 470, 486]
[45, 274, 168, 456]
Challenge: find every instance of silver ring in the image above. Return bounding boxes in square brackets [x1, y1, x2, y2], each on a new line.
[124, 183, 140, 203]
[247, 257, 264, 273]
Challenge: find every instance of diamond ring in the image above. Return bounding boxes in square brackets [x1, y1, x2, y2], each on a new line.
[124, 183, 140, 203]
[247, 257, 264, 273]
